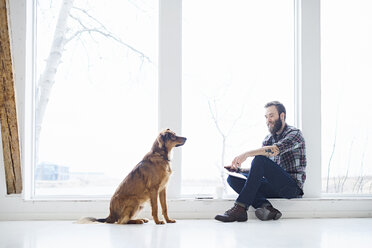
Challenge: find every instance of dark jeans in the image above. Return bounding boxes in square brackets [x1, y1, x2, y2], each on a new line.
[227, 155, 303, 209]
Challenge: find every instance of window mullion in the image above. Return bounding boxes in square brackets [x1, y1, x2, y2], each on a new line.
[158, 0, 182, 198]
[295, 0, 321, 198]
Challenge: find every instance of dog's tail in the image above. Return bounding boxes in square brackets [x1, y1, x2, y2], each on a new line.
[76, 215, 116, 224]
[76, 217, 108, 224]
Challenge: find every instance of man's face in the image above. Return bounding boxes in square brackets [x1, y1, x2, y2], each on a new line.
[265, 106, 282, 135]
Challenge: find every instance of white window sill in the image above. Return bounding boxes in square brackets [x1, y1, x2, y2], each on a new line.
[1, 195, 372, 220]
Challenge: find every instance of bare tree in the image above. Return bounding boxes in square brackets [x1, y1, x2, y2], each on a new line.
[36, 0, 74, 149]
[208, 97, 244, 191]
[339, 140, 353, 193]
[35, 0, 151, 162]
[326, 105, 340, 193]
[353, 137, 367, 194]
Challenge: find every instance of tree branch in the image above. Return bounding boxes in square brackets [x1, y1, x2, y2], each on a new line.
[208, 99, 225, 138]
[68, 8, 152, 63]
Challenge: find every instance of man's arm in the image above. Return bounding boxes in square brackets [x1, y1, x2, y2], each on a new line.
[229, 145, 279, 170]
[245, 145, 279, 157]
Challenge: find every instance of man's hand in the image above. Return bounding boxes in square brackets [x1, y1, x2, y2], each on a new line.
[224, 165, 238, 172]
[226, 145, 279, 171]
[229, 152, 249, 170]
[263, 145, 279, 157]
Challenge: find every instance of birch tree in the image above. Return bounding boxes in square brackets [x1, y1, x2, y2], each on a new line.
[35, 0, 151, 160]
[36, 0, 74, 150]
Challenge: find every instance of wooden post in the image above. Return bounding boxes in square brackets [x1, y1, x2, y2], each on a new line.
[0, 0, 22, 194]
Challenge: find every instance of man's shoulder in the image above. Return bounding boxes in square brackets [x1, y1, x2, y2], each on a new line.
[285, 125, 301, 133]
[284, 125, 305, 140]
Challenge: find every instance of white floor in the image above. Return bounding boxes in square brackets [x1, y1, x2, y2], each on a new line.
[1, 218, 372, 248]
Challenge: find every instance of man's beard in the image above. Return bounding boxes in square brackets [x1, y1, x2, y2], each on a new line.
[268, 117, 283, 135]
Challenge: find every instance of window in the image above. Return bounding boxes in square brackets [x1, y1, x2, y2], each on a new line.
[182, 0, 295, 196]
[30, 0, 316, 199]
[33, 0, 158, 197]
[321, 0, 372, 194]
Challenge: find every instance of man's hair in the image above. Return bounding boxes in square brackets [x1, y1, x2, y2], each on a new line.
[264, 101, 286, 120]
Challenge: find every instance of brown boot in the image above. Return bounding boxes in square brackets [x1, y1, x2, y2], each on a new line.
[255, 203, 282, 221]
[215, 204, 248, 222]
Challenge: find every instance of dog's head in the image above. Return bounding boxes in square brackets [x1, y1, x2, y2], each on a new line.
[157, 129, 187, 150]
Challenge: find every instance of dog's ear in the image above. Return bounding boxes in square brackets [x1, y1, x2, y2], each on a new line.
[157, 134, 163, 148]
[157, 133, 168, 148]
[157, 130, 172, 148]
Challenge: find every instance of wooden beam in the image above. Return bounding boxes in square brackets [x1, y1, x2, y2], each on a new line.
[0, 0, 22, 194]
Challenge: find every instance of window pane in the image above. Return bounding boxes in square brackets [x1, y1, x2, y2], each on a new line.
[321, 0, 372, 194]
[34, 0, 158, 196]
[182, 0, 294, 196]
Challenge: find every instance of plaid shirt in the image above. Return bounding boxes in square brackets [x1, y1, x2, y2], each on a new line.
[262, 124, 306, 189]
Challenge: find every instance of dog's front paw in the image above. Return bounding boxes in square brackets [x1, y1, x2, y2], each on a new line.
[166, 219, 176, 223]
[155, 220, 165, 225]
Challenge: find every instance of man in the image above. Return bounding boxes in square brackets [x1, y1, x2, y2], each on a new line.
[215, 101, 306, 222]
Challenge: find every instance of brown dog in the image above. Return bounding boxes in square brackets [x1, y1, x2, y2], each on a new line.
[81, 129, 186, 225]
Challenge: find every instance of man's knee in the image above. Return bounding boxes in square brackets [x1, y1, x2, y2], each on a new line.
[250, 155, 270, 175]
[251, 155, 267, 169]
[252, 155, 266, 164]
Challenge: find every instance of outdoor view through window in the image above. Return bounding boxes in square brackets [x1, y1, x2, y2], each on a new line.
[181, 0, 294, 196]
[34, 0, 158, 196]
[34, 0, 295, 197]
[321, 0, 372, 194]
[34, 0, 371, 198]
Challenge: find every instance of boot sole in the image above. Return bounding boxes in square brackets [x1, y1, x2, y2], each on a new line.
[215, 215, 248, 222]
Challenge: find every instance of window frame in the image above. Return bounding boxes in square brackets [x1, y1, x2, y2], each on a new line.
[3, 0, 372, 221]
[22, 0, 322, 200]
